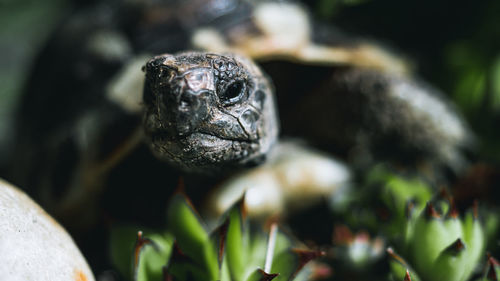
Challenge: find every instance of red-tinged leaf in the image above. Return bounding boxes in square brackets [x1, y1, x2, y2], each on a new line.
[430, 238, 467, 281]
[473, 200, 479, 219]
[387, 248, 408, 267]
[486, 255, 500, 281]
[293, 249, 326, 271]
[442, 238, 466, 256]
[271, 247, 324, 281]
[212, 218, 229, 268]
[438, 187, 452, 202]
[134, 231, 155, 267]
[133, 231, 172, 281]
[446, 199, 459, 219]
[246, 269, 279, 281]
[387, 248, 420, 281]
[424, 202, 441, 219]
[174, 177, 185, 194]
[406, 201, 416, 219]
[404, 269, 412, 281]
[333, 224, 353, 245]
[133, 231, 157, 281]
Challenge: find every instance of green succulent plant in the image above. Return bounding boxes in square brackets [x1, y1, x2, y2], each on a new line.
[477, 255, 500, 281]
[330, 164, 433, 235]
[387, 196, 485, 281]
[112, 192, 322, 281]
[332, 224, 385, 269]
[328, 164, 498, 281]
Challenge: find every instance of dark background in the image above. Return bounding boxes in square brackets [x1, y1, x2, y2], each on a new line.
[1, 0, 499, 165]
[1, 0, 499, 279]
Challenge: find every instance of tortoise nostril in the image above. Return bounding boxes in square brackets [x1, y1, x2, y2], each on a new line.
[178, 92, 201, 112]
[179, 95, 191, 111]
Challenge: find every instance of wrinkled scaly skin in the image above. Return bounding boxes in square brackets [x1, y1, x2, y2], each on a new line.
[142, 52, 278, 173]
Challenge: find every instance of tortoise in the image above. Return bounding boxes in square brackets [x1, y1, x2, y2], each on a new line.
[4, 0, 472, 247]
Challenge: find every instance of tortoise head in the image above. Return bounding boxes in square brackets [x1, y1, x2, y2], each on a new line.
[143, 52, 278, 173]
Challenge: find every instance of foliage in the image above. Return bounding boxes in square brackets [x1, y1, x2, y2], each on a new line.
[387, 199, 485, 281]
[330, 164, 433, 238]
[111, 193, 322, 281]
[476, 255, 500, 281]
[329, 164, 499, 281]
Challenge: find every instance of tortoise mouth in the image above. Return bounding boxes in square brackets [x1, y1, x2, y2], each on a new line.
[148, 130, 261, 169]
[149, 128, 255, 144]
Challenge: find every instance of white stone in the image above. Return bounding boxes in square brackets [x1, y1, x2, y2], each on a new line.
[0, 179, 95, 281]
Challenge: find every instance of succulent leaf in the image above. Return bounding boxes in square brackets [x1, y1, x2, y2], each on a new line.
[225, 200, 247, 281]
[136, 231, 173, 281]
[461, 210, 485, 278]
[126, 192, 318, 281]
[110, 225, 173, 281]
[411, 203, 455, 272]
[166, 243, 205, 281]
[390, 194, 486, 281]
[387, 248, 421, 281]
[404, 269, 412, 281]
[483, 255, 500, 281]
[110, 225, 145, 277]
[270, 249, 309, 281]
[166, 193, 219, 279]
[429, 238, 467, 281]
[246, 269, 279, 281]
[367, 165, 432, 218]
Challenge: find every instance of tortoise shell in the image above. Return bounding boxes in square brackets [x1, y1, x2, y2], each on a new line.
[5, 0, 471, 235]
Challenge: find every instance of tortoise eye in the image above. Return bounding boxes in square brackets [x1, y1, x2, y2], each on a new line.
[219, 81, 246, 105]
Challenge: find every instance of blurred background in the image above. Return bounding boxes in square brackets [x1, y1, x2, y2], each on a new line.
[1, 0, 500, 166]
[1, 0, 500, 280]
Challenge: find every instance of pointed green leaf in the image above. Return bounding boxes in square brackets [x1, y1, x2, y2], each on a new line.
[271, 248, 322, 281]
[271, 249, 301, 281]
[219, 254, 232, 281]
[222, 200, 246, 281]
[134, 231, 173, 281]
[209, 218, 229, 271]
[404, 202, 418, 246]
[429, 239, 467, 281]
[411, 203, 456, 271]
[110, 225, 144, 277]
[167, 193, 218, 280]
[387, 248, 421, 281]
[163, 193, 314, 281]
[166, 243, 209, 281]
[248, 227, 269, 275]
[461, 210, 485, 280]
[404, 270, 413, 281]
[246, 269, 279, 281]
[382, 175, 432, 218]
[442, 217, 462, 242]
[483, 255, 500, 281]
[367, 165, 432, 217]
[273, 230, 293, 260]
